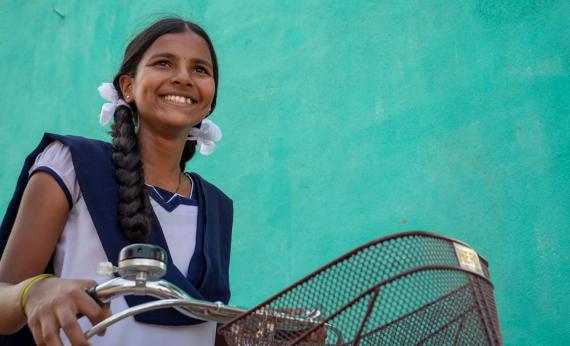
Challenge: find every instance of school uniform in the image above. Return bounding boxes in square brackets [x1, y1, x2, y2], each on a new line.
[0, 133, 233, 346]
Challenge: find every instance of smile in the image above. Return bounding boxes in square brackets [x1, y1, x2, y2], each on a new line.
[160, 95, 197, 106]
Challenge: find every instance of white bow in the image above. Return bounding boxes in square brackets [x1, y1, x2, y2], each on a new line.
[188, 119, 223, 155]
[98, 83, 130, 125]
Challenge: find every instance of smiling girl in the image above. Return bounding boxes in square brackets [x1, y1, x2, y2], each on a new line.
[0, 17, 232, 346]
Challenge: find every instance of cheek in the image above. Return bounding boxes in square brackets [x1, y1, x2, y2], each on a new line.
[202, 79, 216, 102]
[133, 73, 159, 99]
[137, 81, 155, 98]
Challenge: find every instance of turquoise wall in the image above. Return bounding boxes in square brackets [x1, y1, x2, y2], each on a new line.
[0, 1, 568, 344]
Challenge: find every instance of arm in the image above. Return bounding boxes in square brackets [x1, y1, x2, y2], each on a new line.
[0, 172, 68, 332]
[0, 280, 29, 333]
[0, 172, 110, 343]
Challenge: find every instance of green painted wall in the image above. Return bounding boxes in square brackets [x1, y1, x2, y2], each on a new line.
[0, 1, 568, 344]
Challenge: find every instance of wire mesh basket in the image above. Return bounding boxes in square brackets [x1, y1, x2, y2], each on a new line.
[218, 231, 501, 345]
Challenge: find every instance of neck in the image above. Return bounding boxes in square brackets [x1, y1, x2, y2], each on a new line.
[137, 126, 187, 189]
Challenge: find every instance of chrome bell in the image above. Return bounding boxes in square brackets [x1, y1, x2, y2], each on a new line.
[117, 244, 168, 281]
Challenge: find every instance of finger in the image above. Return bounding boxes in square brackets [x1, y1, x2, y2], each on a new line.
[70, 286, 107, 326]
[28, 318, 45, 346]
[55, 304, 89, 346]
[75, 279, 98, 290]
[78, 279, 106, 309]
[96, 304, 112, 336]
[101, 303, 112, 318]
[40, 313, 64, 346]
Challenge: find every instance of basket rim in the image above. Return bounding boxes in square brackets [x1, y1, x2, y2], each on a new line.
[219, 230, 491, 333]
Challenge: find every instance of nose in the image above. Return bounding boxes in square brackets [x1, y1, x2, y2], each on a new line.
[171, 67, 193, 87]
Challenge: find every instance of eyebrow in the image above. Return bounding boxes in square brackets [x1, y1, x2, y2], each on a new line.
[147, 52, 213, 69]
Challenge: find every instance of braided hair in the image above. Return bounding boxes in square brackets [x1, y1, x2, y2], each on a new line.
[110, 17, 219, 242]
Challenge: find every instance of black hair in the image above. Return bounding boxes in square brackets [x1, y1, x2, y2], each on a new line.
[110, 17, 219, 242]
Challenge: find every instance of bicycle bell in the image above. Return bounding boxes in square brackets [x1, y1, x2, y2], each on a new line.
[117, 244, 168, 281]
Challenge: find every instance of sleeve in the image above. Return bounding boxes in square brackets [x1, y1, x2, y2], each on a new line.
[28, 140, 80, 209]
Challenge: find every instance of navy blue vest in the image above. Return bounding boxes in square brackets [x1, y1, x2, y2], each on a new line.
[0, 133, 233, 345]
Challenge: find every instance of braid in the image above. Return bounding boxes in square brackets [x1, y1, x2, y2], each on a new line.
[180, 139, 197, 171]
[110, 105, 152, 242]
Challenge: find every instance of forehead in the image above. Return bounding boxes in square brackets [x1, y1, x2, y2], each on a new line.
[141, 31, 212, 63]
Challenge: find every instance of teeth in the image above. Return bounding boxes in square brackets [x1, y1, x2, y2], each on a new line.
[163, 95, 194, 105]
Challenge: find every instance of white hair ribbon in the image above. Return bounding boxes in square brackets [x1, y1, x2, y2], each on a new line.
[188, 119, 222, 155]
[98, 83, 130, 125]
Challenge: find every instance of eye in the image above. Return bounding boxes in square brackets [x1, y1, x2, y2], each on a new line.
[154, 60, 172, 68]
[193, 66, 210, 75]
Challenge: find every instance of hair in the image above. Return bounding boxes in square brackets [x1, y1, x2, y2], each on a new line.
[110, 17, 219, 243]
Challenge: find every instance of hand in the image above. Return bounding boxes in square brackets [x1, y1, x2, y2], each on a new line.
[24, 277, 111, 346]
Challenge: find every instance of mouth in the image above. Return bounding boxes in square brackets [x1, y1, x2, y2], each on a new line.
[160, 94, 198, 106]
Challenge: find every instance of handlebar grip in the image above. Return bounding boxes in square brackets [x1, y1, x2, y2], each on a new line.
[76, 286, 105, 319]
[85, 286, 105, 307]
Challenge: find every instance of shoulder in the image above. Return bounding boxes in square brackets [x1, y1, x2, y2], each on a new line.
[42, 133, 113, 166]
[36, 140, 71, 160]
[45, 133, 112, 152]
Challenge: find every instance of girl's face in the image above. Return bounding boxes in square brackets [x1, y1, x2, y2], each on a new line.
[120, 31, 216, 135]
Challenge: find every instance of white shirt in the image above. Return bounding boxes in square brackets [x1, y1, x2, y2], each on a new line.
[29, 141, 216, 346]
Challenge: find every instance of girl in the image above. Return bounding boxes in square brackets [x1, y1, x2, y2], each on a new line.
[0, 17, 232, 346]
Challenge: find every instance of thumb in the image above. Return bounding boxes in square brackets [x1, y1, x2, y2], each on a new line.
[73, 279, 98, 289]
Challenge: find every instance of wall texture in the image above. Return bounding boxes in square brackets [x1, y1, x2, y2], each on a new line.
[0, 1, 568, 344]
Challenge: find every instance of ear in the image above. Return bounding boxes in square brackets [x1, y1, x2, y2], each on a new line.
[118, 75, 134, 100]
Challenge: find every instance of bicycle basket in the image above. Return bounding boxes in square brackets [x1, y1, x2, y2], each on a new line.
[218, 231, 501, 345]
